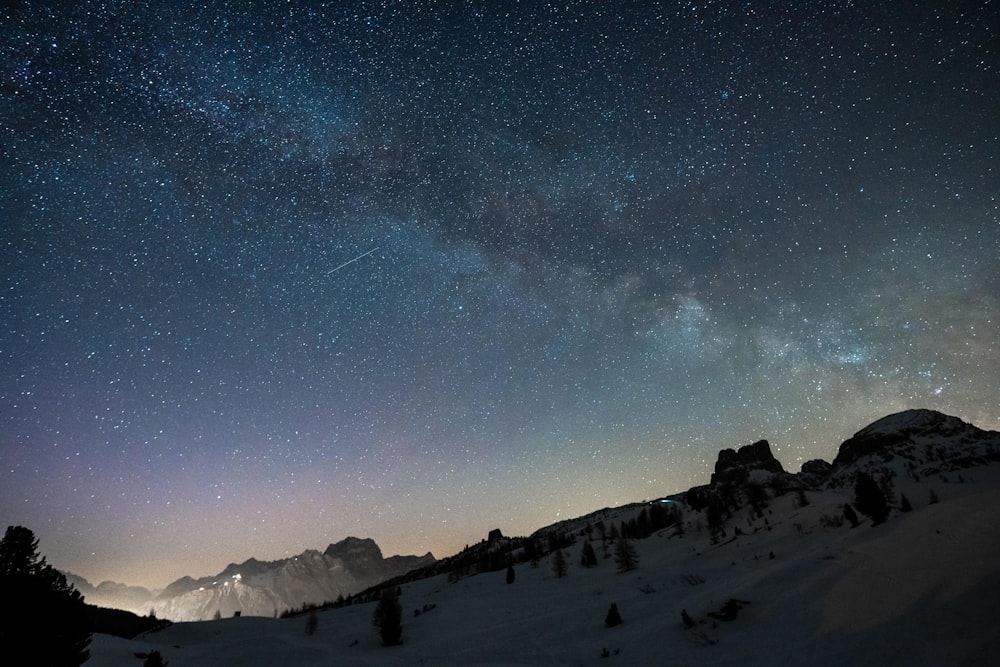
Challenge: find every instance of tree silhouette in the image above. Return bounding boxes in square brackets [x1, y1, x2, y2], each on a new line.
[854, 472, 889, 525]
[900, 494, 913, 512]
[635, 507, 650, 538]
[614, 538, 639, 573]
[648, 501, 674, 533]
[673, 512, 686, 537]
[746, 481, 769, 517]
[0, 525, 92, 666]
[604, 602, 622, 628]
[878, 474, 897, 506]
[552, 548, 568, 578]
[706, 499, 726, 543]
[373, 588, 403, 646]
[143, 650, 168, 667]
[605, 602, 622, 627]
[580, 540, 598, 567]
[843, 503, 860, 528]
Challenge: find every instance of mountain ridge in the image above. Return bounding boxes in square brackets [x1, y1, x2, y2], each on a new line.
[86, 407, 1000, 666]
[73, 409, 999, 622]
[70, 537, 435, 621]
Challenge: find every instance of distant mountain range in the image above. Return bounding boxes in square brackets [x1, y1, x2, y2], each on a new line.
[68, 537, 434, 622]
[62, 574, 155, 614]
[69, 409, 1000, 625]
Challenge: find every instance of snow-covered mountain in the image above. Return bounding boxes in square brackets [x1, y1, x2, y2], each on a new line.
[65, 537, 434, 622]
[146, 537, 435, 621]
[86, 409, 1000, 665]
[829, 408, 1000, 484]
[525, 409, 998, 544]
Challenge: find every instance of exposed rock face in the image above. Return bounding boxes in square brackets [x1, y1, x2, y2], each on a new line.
[684, 440, 793, 512]
[711, 440, 786, 486]
[324, 536, 384, 562]
[147, 538, 435, 621]
[798, 459, 833, 487]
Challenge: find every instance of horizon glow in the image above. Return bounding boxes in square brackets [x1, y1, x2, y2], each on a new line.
[1, 1, 997, 589]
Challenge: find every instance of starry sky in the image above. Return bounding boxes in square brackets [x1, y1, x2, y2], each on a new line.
[2, 1, 998, 590]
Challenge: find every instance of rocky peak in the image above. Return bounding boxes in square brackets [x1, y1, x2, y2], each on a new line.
[324, 537, 384, 563]
[832, 409, 998, 469]
[711, 439, 785, 486]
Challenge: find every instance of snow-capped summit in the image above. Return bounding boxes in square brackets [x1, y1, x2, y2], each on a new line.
[145, 538, 435, 622]
[851, 408, 959, 435]
[829, 409, 1000, 484]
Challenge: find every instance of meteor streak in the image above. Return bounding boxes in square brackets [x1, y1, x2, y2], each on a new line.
[327, 247, 379, 274]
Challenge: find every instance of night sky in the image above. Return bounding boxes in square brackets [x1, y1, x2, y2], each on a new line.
[2, 1, 998, 590]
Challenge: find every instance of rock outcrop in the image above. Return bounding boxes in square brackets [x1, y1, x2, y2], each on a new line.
[711, 439, 786, 486]
[797, 459, 833, 487]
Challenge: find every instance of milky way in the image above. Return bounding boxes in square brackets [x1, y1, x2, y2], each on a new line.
[2, 1, 998, 588]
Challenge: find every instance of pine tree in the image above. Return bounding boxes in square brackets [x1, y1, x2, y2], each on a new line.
[580, 540, 598, 567]
[746, 481, 769, 516]
[843, 503, 860, 528]
[673, 511, 686, 537]
[900, 494, 913, 512]
[552, 548, 568, 578]
[373, 588, 403, 646]
[605, 602, 622, 627]
[854, 472, 889, 525]
[143, 650, 168, 667]
[648, 502, 669, 532]
[706, 499, 726, 543]
[636, 507, 651, 538]
[878, 474, 897, 506]
[0, 525, 92, 667]
[613, 537, 639, 573]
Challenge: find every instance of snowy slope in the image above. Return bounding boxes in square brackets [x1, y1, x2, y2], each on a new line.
[88, 479, 1000, 666]
[86, 411, 1000, 665]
